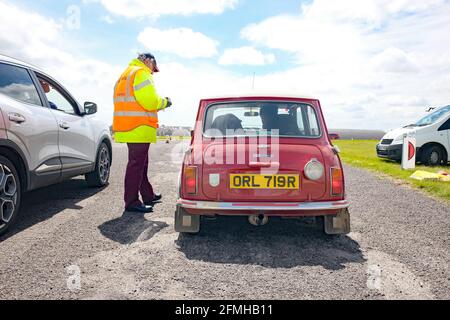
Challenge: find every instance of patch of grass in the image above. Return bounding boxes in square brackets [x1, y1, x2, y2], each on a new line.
[336, 140, 450, 201]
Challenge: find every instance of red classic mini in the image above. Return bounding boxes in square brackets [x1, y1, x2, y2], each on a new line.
[175, 94, 350, 235]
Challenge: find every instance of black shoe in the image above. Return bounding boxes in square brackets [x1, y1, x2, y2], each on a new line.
[125, 204, 153, 213]
[144, 193, 162, 205]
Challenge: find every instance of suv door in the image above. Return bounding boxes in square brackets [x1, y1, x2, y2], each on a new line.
[34, 73, 96, 179]
[0, 62, 61, 190]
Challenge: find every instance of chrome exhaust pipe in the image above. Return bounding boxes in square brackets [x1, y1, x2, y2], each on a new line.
[248, 214, 269, 226]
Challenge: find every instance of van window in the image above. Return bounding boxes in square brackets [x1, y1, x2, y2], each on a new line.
[204, 102, 321, 138]
[415, 105, 450, 127]
[439, 118, 450, 131]
[0, 63, 42, 106]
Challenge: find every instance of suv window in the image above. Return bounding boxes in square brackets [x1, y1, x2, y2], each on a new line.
[37, 76, 78, 116]
[0, 63, 42, 106]
[204, 102, 321, 138]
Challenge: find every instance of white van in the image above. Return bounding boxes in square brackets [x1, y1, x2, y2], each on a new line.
[377, 105, 450, 166]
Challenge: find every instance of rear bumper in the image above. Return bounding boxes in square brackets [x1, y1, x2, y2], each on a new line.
[177, 199, 349, 213]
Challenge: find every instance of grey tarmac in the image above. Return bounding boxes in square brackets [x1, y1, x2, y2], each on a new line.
[0, 142, 448, 300]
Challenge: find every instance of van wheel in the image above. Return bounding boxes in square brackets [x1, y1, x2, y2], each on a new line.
[421, 145, 443, 166]
[0, 156, 21, 236]
[175, 207, 200, 234]
[85, 143, 110, 187]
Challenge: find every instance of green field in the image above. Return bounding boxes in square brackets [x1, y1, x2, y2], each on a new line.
[336, 140, 450, 201]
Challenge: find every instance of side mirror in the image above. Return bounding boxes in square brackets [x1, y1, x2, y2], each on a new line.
[84, 102, 97, 115]
[329, 133, 340, 140]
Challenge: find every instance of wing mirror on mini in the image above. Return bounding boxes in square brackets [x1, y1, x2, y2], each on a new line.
[329, 133, 340, 140]
[84, 102, 98, 115]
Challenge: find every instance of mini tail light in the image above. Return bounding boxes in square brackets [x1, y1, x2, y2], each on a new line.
[184, 166, 198, 195]
[331, 168, 343, 196]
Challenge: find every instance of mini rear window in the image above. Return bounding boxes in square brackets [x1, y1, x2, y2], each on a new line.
[204, 102, 321, 138]
[0, 63, 42, 106]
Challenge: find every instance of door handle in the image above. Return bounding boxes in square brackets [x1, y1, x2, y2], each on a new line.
[8, 113, 26, 124]
[59, 122, 70, 130]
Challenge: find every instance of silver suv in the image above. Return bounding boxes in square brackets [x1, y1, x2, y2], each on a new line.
[0, 55, 112, 235]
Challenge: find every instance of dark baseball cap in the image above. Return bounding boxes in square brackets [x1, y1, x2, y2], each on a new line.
[139, 53, 160, 72]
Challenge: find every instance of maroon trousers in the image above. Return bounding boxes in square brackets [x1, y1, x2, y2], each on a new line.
[124, 143, 155, 209]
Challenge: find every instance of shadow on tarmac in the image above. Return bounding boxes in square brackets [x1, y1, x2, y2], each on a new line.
[99, 211, 168, 245]
[0, 178, 105, 242]
[176, 216, 365, 270]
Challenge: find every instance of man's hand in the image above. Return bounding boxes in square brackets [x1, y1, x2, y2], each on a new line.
[165, 97, 172, 109]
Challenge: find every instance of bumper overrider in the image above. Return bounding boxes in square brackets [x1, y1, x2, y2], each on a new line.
[177, 199, 350, 215]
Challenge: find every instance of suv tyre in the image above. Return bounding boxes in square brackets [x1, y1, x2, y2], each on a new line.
[0, 155, 21, 236]
[85, 143, 111, 187]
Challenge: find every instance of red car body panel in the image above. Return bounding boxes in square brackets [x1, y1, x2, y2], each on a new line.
[178, 96, 348, 217]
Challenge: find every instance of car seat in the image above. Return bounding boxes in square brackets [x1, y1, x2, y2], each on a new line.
[210, 114, 243, 135]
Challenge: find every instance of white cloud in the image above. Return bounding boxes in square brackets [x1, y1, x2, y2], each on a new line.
[2, 0, 449, 131]
[154, 62, 254, 127]
[0, 2, 241, 128]
[0, 2, 61, 61]
[240, 0, 450, 130]
[242, 15, 363, 66]
[96, 0, 238, 18]
[138, 27, 219, 59]
[301, 0, 446, 26]
[100, 15, 115, 24]
[219, 46, 275, 65]
[241, 0, 449, 65]
[0, 1, 122, 125]
[370, 47, 419, 74]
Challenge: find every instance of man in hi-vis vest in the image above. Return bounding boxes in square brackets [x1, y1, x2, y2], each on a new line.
[113, 53, 172, 213]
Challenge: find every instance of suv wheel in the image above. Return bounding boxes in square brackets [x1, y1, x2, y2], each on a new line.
[85, 143, 111, 187]
[421, 145, 443, 166]
[0, 156, 21, 236]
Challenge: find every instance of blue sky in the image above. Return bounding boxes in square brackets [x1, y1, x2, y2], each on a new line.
[15, 0, 302, 72]
[1, 0, 450, 129]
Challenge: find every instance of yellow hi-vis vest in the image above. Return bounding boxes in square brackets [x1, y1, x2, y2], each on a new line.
[113, 66, 161, 132]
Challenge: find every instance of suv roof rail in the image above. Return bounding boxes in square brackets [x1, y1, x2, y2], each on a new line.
[0, 53, 43, 72]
